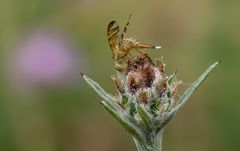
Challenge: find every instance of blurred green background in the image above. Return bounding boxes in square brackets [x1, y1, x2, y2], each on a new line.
[0, 0, 239, 151]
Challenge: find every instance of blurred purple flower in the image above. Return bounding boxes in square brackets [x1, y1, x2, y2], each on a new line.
[7, 28, 87, 89]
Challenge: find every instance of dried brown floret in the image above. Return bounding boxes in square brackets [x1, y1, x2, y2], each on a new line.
[137, 90, 149, 104]
[156, 57, 165, 74]
[127, 53, 156, 94]
[156, 78, 168, 97]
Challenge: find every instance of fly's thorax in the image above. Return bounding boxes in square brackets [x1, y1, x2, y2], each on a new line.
[120, 37, 138, 50]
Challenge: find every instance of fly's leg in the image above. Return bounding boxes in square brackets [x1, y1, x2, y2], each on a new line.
[114, 57, 129, 73]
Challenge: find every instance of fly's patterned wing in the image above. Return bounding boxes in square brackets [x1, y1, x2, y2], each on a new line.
[107, 21, 120, 50]
[120, 14, 132, 41]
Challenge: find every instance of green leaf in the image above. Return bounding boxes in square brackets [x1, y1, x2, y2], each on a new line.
[136, 104, 152, 127]
[169, 61, 221, 114]
[82, 74, 120, 110]
[101, 101, 144, 143]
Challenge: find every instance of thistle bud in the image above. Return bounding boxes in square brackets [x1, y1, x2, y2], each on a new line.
[113, 53, 180, 121]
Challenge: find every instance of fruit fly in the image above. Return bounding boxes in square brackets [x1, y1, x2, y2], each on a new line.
[107, 14, 161, 72]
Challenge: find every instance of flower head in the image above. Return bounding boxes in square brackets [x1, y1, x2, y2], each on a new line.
[6, 28, 86, 90]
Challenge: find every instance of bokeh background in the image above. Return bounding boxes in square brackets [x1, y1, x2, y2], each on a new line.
[0, 0, 239, 151]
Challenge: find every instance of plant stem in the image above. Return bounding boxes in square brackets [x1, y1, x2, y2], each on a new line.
[133, 129, 164, 151]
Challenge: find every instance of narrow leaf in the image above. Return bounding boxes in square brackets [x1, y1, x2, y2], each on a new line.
[169, 61, 221, 114]
[101, 101, 144, 143]
[82, 74, 120, 110]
